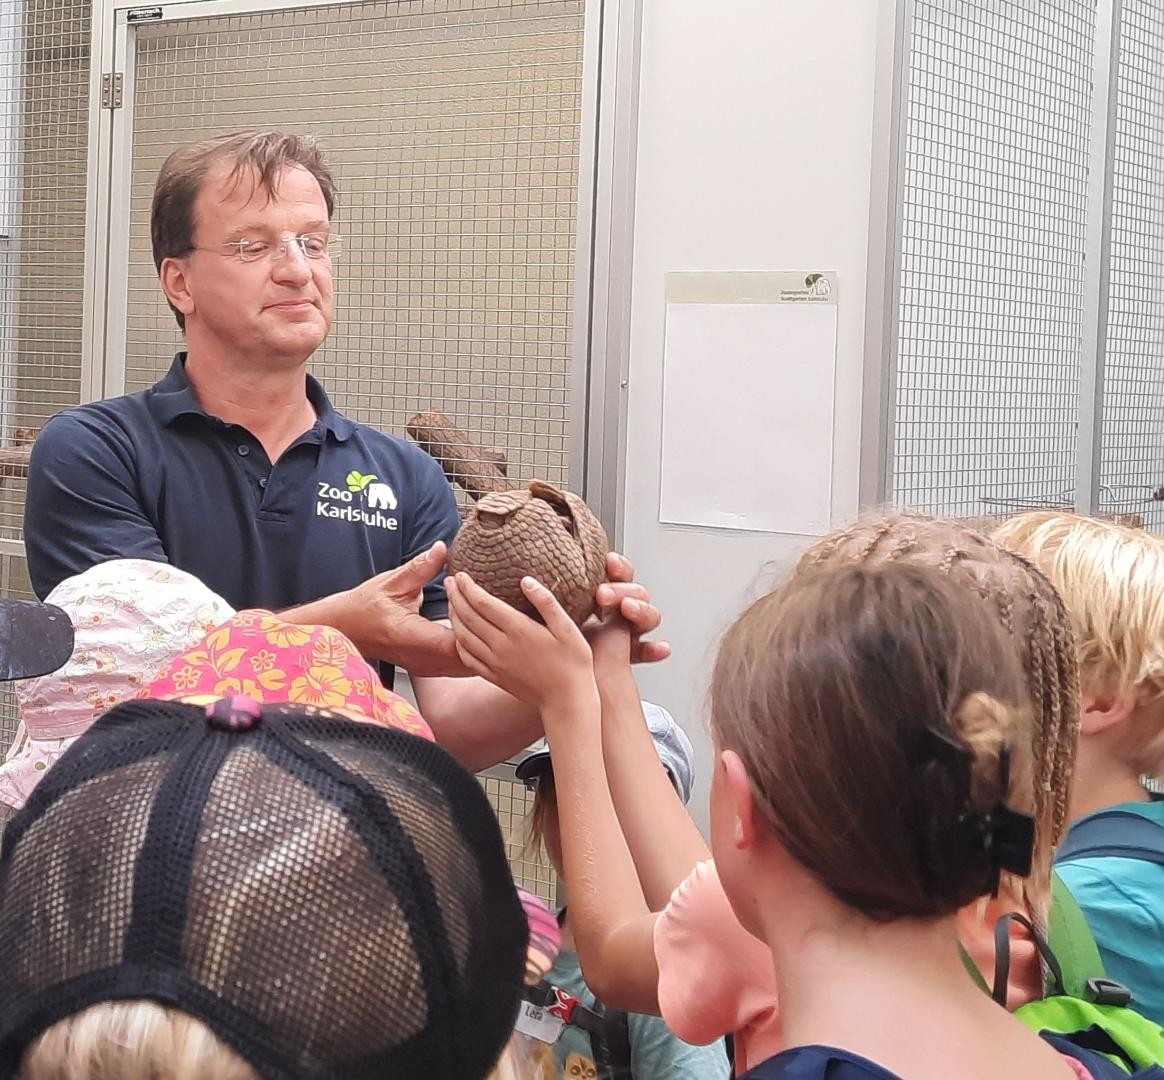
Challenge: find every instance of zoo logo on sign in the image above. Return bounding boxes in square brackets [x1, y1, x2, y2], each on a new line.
[315, 470, 400, 530]
[805, 272, 832, 299]
[778, 272, 834, 304]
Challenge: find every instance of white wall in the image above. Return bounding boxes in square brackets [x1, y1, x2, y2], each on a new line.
[622, 0, 882, 828]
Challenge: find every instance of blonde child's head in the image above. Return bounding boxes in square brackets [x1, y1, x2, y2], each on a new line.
[795, 512, 1079, 921]
[22, 1001, 256, 1080]
[24, 1001, 533, 1080]
[993, 511, 1164, 779]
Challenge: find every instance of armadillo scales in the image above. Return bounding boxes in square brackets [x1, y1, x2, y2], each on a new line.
[448, 480, 609, 625]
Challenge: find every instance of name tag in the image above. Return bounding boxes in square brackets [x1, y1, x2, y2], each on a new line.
[515, 998, 565, 1044]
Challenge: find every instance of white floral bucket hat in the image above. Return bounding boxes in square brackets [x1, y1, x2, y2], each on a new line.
[0, 559, 233, 809]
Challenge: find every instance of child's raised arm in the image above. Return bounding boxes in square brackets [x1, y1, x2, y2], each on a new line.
[446, 572, 665, 1013]
[591, 618, 710, 909]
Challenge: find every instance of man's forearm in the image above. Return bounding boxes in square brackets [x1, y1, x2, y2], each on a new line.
[411, 674, 542, 772]
[281, 589, 357, 642]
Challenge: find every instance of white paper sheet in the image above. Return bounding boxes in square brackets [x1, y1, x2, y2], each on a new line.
[659, 300, 837, 536]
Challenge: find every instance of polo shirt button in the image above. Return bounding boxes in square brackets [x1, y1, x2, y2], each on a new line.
[238, 445, 250, 457]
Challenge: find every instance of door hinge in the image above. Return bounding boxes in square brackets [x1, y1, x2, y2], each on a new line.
[101, 73, 124, 109]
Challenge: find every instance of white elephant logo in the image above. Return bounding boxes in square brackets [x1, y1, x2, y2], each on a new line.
[346, 471, 398, 512]
[365, 481, 397, 511]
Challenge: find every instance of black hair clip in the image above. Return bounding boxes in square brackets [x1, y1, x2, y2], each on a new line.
[919, 728, 1037, 897]
[966, 744, 1036, 896]
[920, 725, 971, 788]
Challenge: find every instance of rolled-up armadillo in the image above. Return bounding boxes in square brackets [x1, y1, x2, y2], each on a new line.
[447, 480, 609, 625]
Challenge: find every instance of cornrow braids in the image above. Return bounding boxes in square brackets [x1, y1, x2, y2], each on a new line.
[1041, 569, 1082, 842]
[795, 513, 1081, 922]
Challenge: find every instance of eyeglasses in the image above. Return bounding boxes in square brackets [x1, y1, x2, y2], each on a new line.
[195, 233, 341, 264]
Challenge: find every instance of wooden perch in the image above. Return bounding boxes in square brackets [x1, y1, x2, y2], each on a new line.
[0, 428, 37, 483]
[406, 410, 513, 500]
[480, 447, 508, 476]
[0, 447, 30, 482]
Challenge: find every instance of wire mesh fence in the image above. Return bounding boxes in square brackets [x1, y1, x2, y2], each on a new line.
[891, 0, 1094, 521]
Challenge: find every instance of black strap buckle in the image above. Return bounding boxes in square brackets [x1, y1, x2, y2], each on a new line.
[1086, 977, 1134, 1007]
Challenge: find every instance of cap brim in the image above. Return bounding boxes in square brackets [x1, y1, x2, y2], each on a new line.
[0, 600, 74, 680]
[513, 751, 551, 784]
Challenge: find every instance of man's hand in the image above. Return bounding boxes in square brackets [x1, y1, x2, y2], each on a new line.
[287, 542, 471, 677]
[590, 552, 671, 665]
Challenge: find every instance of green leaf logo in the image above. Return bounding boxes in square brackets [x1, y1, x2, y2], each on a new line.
[346, 471, 378, 492]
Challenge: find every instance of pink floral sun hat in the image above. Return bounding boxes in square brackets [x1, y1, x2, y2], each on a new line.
[139, 610, 434, 740]
[0, 559, 234, 810]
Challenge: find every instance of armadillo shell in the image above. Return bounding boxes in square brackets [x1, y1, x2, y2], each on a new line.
[447, 480, 609, 625]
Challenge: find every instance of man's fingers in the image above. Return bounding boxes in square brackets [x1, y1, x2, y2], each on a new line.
[387, 541, 447, 597]
[595, 581, 650, 612]
[619, 596, 662, 635]
[396, 613, 459, 658]
[605, 551, 635, 584]
[632, 639, 672, 664]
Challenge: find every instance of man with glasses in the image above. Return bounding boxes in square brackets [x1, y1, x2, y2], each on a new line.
[22, 130, 665, 770]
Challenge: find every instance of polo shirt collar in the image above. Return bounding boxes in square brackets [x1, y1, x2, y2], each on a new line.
[147, 352, 357, 442]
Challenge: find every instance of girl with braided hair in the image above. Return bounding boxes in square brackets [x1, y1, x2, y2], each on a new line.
[446, 514, 1082, 1074]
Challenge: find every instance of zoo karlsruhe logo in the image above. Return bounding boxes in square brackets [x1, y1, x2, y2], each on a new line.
[315, 469, 400, 530]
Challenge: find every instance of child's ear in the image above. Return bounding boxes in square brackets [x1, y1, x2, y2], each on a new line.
[720, 749, 759, 850]
[956, 893, 1040, 1004]
[1080, 693, 1134, 737]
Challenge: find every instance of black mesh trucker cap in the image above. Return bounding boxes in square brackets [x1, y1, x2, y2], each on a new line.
[0, 696, 528, 1080]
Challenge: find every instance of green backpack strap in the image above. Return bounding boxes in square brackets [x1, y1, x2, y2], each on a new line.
[960, 943, 990, 994]
[1049, 870, 1107, 998]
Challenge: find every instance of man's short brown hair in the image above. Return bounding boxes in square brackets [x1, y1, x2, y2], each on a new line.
[151, 130, 337, 329]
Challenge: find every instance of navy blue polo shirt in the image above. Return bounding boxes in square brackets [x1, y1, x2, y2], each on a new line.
[23, 354, 461, 685]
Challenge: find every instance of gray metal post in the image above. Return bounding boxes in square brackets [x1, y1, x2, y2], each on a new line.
[1077, 0, 1122, 516]
[859, 0, 912, 510]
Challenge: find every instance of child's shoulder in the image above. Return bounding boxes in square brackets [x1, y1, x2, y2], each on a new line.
[737, 1045, 901, 1079]
[1056, 797, 1164, 870]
